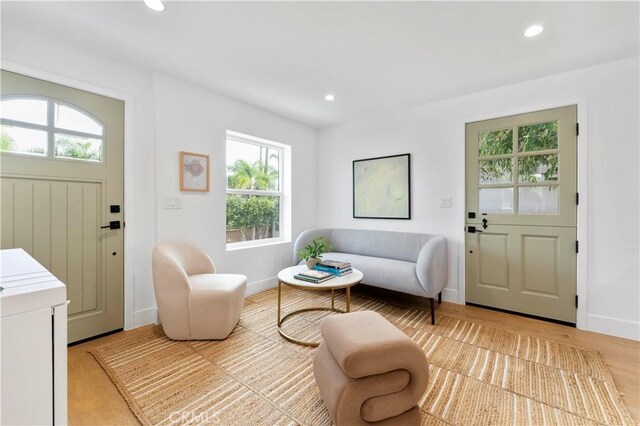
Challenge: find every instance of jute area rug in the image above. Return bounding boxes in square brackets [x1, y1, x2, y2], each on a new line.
[90, 286, 634, 425]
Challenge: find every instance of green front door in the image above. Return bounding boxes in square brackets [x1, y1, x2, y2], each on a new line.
[465, 106, 578, 323]
[1, 70, 125, 342]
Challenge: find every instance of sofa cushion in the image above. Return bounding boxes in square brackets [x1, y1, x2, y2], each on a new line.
[321, 253, 428, 298]
[189, 273, 247, 294]
[328, 229, 435, 263]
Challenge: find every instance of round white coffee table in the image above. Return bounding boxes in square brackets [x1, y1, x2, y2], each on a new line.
[277, 265, 363, 347]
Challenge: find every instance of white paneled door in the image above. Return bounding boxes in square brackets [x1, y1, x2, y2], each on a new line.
[465, 106, 578, 324]
[0, 70, 124, 342]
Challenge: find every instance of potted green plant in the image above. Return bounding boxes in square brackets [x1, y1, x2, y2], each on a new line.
[297, 236, 333, 269]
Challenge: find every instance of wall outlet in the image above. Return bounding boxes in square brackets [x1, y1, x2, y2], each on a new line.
[163, 196, 182, 209]
[440, 197, 452, 208]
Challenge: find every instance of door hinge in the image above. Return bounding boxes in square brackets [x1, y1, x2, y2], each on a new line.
[576, 123, 580, 136]
[575, 295, 579, 308]
[576, 192, 579, 205]
[575, 241, 579, 253]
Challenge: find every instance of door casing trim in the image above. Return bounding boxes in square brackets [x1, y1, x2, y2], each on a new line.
[458, 97, 588, 330]
[2, 60, 140, 331]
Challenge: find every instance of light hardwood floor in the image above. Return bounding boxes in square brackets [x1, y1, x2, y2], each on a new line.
[68, 292, 640, 425]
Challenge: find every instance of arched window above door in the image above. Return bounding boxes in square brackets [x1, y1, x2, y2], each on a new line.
[0, 97, 104, 162]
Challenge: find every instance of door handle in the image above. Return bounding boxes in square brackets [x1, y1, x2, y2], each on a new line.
[482, 218, 488, 229]
[100, 221, 121, 230]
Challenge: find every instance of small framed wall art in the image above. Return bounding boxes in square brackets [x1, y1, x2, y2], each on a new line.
[180, 151, 210, 192]
[353, 153, 411, 219]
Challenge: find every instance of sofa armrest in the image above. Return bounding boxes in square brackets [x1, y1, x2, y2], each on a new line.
[415, 236, 448, 298]
[293, 228, 334, 265]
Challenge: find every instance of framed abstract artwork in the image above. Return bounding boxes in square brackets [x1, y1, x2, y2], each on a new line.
[353, 153, 411, 219]
[180, 151, 210, 192]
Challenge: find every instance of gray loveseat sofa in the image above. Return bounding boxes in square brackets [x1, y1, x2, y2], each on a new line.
[293, 228, 448, 324]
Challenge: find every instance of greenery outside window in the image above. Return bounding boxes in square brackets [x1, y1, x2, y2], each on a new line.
[478, 121, 560, 214]
[0, 96, 104, 162]
[226, 131, 287, 249]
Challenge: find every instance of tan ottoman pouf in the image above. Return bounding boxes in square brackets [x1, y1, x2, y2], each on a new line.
[313, 311, 429, 425]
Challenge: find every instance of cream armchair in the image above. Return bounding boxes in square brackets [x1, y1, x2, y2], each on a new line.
[152, 242, 247, 340]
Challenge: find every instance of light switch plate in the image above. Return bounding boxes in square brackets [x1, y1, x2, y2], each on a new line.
[163, 196, 182, 209]
[440, 197, 452, 208]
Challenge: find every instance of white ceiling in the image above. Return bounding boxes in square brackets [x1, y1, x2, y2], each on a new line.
[2, 1, 638, 128]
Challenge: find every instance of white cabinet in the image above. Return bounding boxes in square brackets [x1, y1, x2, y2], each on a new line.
[1, 249, 68, 425]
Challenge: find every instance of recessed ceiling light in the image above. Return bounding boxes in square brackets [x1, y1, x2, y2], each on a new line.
[524, 25, 544, 38]
[324, 94, 335, 101]
[144, 0, 165, 12]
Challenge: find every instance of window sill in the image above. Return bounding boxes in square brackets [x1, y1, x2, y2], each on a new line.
[226, 238, 291, 252]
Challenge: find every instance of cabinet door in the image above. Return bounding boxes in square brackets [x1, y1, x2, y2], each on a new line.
[1, 307, 53, 425]
[53, 303, 68, 425]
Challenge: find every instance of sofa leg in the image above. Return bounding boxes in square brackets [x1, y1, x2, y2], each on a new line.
[430, 298, 435, 325]
[438, 292, 442, 304]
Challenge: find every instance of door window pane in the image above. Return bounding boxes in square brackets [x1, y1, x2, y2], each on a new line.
[226, 140, 279, 191]
[479, 158, 513, 184]
[479, 128, 512, 157]
[0, 124, 47, 155]
[226, 194, 280, 243]
[54, 133, 102, 161]
[479, 187, 513, 214]
[0, 98, 47, 125]
[54, 103, 103, 136]
[519, 154, 558, 183]
[519, 186, 559, 214]
[518, 121, 558, 152]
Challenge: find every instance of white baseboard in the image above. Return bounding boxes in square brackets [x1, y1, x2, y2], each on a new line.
[129, 280, 464, 330]
[442, 288, 459, 304]
[132, 307, 158, 329]
[246, 276, 278, 296]
[246, 278, 463, 304]
[587, 314, 640, 341]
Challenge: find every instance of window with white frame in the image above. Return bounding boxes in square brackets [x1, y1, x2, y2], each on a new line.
[0, 97, 104, 162]
[226, 131, 286, 247]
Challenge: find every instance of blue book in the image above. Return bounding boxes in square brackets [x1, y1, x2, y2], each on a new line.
[315, 265, 353, 276]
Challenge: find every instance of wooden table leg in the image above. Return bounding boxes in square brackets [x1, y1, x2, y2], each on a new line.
[346, 287, 351, 312]
[277, 280, 282, 326]
[331, 289, 335, 310]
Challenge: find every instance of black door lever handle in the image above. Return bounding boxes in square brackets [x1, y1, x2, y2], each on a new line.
[482, 218, 488, 229]
[100, 221, 121, 230]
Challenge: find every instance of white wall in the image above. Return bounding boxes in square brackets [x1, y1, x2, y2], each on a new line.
[1, 23, 318, 327]
[153, 73, 317, 294]
[317, 57, 640, 340]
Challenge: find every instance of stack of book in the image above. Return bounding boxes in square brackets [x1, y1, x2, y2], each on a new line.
[315, 259, 352, 276]
[294, 269, 335, 284]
